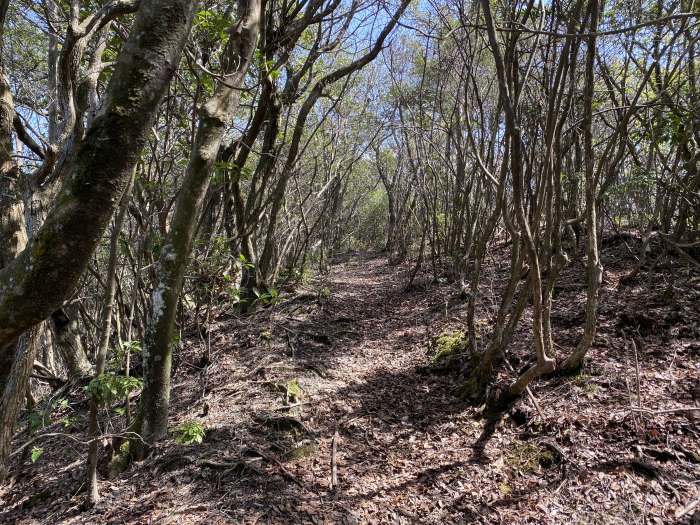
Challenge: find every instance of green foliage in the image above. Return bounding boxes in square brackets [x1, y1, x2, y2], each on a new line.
[278, 265, 311, 286]
[174, 421, 206, 445]
[194, 9, 230, 44]
[111, 340, 141, 368]
[28, 411, 45, 433]
[86, 374, 143, 407]
[213, 161, 253, 180]
[237, 253, 255, 270]
[60, 415, 79, 430]
[649, 109, 691, 147]
[610, 165, 656, 198]
[277, 378, 303, 403]
[253, 286, 281, 305]
[30, 447, 44, 463]
[107, 441, 131, 478]
[352, 187, 389, 250]
[254, 49, 281, 80]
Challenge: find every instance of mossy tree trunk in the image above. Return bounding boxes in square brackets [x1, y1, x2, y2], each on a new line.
[0, 0, 194, 352]
[135, 0, 263, 447]
[0, 0, 194, 479]
[0, 0, 34, 480]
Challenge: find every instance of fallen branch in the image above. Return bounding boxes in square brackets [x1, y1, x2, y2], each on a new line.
[10, 431, 145, 458]
[675, 496, 700, 519]
[244, 447, 305, 488]
[504, 357, 544, 419]
[331, 428, 339, 490]
[627, 406, 700, 415]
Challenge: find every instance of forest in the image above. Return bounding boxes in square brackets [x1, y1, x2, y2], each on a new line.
[0, 0, 699, 522]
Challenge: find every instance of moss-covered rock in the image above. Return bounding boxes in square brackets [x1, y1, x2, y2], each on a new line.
[282, 442, 317, 461]
[275, 378, 303, 403]
[432, 330, 469, 363]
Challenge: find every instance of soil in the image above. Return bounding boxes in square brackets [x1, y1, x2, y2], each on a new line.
[1, 238, 699, 524]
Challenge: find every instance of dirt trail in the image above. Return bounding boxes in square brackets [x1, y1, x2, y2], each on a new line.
[245, 254, 482, 522]
[2, 252, 699, 524]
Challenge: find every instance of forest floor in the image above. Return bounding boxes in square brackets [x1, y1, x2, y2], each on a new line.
[1, 236, 700, 524]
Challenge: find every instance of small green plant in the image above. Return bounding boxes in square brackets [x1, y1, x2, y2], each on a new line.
[30, 447, 44, 463]
[572, 372, 591, 386]
[432, 330, 469, 363]
[61, 415, 79, 430]
[319, 286, 331, 298]
[174, 421, 206, 445]
[107, 441, 131, 478]
[498, 482, 512, 495]
[27, 411, 45, 433]
[571, 373, 599, 395]
[85, 374, 143, 406]
[111, 340, 141, 367]
[276, 378, 302, 403]
[236, 253, 255, 270]
[254, 287, 281, 305]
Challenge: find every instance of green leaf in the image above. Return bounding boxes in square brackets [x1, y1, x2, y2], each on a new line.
[31, 447, 44, 463]
[85, 374, 143, 407]
[174, 421, 206, 445]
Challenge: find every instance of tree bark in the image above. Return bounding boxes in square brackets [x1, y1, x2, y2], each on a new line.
[51, 307, 92, 378]
[0, 328, 37, 481]
[135, 0, 262, 446]
[0, 0, 195, 354]
[87, 172, 134, 505]
[560, 0, 603, 373]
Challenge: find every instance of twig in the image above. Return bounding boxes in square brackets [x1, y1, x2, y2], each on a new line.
[624, 336, 640, 432]
[331, 428, 339, 490]
[197, 457, 263, 475]
[274, 401, 312, 411]
[247, 447, 305, 488]
[631, 338, 642, 411]
[625, 406, 700, 415]
[675, 497, 700, 519]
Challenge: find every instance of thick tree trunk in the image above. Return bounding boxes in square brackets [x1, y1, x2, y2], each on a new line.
[0, 1, 34, 479]
[51, 307, 92, 378]
[0, 0, 193, 481]
[136, 0, 262, 446]
[0, 329, 37, 481]
[0, 0, 195, 353]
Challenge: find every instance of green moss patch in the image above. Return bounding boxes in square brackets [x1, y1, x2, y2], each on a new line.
[432, 330, 469, 363]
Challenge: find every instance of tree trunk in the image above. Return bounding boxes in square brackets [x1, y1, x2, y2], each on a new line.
[87, 172, 134, 505]
[561, 0, 602, 373]
[51, 307, 92, 378]
[0, 0, 195, 353]
[0, 329, 38, 481]
[135, 0, 262, 446]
